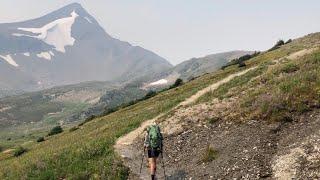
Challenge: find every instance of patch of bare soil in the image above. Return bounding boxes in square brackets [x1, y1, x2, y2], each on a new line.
[126, 91, 320, 179]
[161, 105, 320, 179]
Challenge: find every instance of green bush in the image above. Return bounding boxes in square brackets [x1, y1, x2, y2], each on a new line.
[0, 146, 3, 152]
[170, 78, 184, 89]
[222, 52, 260, 70]
[268, 40, 285, 52]
[37, 137, 45, 143]
[201, 146, 218, 163]
[47, 126, 63, 136]
[285, 39, 292, 44]
[14, 146, 27, 157]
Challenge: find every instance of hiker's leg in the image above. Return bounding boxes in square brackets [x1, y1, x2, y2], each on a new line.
[154, 157, 157, 174]
[148, 158, 156, 180]
[149, 158, 156, 174]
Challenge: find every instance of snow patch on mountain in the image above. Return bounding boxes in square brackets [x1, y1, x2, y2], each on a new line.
[149, 79, 168, 86]
[23, 52, 30, 57]
[16, 11, 79, 53]
[0, 54, 19, 67]
[37, 51, 54, 60]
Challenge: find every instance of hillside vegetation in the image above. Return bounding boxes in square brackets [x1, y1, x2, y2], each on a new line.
[0, 33, 319, 179]
[147, 33, 320, 179]
[0, 81, 117, 149]
[0, 61, 244, 179]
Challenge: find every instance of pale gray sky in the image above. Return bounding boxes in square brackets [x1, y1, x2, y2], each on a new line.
[1, 0, 320, 65]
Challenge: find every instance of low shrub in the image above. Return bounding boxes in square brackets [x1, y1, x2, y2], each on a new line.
[37, 137, 45, 143]
[222, 52, 260, 70]
[201, 146, 218, 163]
[268, 40, 285, 52]
[285, 39, 292, 44]
[47, 126, 63, 136]
[170, 78, 183, 89]
[280, 62, 299, 73]
[13, 146, 27, 157]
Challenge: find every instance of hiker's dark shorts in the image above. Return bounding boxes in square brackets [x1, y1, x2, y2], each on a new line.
[147, 149, 160, 158]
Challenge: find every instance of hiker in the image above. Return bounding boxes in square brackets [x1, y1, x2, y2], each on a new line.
[144, 123, 164, 180]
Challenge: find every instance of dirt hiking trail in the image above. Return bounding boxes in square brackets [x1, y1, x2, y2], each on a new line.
[114, 67, 256, 179]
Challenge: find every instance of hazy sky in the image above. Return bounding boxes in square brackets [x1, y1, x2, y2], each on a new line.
[1, 0, 320, 65]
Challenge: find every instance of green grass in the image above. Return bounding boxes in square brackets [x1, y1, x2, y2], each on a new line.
[0, 33, 319, 179]
[13, 147, 27, 157]
[195, 33, 318, 105]
[197, 65, 267, 102]
[0, 102, 89, 150]
[0, 60, 246, 179]
[239, 50, 320, 122]
[42, 102, 89, 125]
[197, 46, 320, 123]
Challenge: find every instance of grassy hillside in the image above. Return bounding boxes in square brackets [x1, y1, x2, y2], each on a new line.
[0, 61, 248, 179]
[0, 81, 116, 150]
[0, 32, 319, 179]
[196, 34, 320, 123]
[152, 34, 320, 179]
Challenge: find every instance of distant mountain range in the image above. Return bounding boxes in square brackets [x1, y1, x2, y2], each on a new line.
[0, 3, 172, 94]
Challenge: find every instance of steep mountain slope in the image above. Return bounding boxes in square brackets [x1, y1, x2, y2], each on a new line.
[0, 3, 172, 93]
[0, 32, 319, 179]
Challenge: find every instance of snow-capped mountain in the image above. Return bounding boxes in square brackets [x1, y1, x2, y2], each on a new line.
[0, 3, 172, 93]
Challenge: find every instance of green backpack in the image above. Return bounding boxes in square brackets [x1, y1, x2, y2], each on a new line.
[148, 125, 162, 149]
